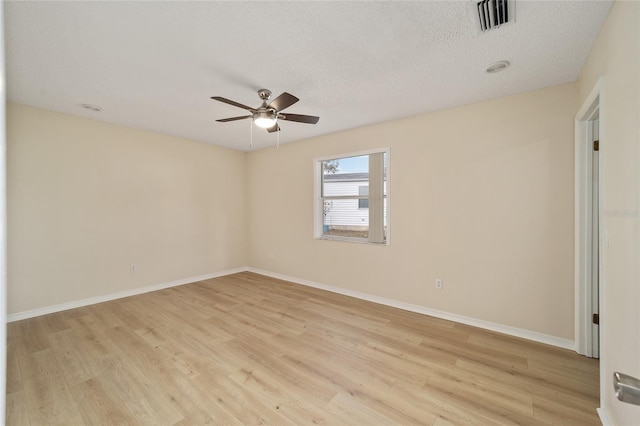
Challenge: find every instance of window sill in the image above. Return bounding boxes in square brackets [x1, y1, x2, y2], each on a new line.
[316, 235, 388, 245]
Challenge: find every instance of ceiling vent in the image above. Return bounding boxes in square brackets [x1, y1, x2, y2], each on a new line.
[474, 0, 515, 32]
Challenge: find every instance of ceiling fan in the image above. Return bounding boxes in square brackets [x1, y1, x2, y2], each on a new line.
[211, 89, 319, 133]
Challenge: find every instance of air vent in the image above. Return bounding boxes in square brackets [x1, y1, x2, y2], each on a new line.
[476, 0, 512, 31]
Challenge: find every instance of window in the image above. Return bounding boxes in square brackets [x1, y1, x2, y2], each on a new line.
[315, 149, 388, 244]
[358, 186, 369, 209]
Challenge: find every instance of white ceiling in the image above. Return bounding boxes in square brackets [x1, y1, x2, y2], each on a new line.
[6, 1, 613, 151]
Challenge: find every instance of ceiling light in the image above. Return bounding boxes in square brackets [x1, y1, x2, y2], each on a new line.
[253, 110, 277, 128]
[486, 60, 510, 74]
[81, 103, 102, 112]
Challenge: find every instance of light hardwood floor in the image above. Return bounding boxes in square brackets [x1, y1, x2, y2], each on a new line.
[7, 272, 600, 425]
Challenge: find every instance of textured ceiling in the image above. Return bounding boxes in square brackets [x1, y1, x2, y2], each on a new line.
[6, 1, 612, 151]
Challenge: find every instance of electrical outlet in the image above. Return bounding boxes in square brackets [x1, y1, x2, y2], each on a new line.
[435, 279, 443, 290]
[130, 264, 137, 273]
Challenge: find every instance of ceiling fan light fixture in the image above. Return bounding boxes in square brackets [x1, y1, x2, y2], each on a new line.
[253, 110, 277, 128]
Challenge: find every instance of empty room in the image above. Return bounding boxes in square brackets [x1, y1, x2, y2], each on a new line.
[2, 0, 639, 425]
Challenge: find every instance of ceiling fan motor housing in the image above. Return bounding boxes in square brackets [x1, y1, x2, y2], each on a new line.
[258, 89, 272, 101]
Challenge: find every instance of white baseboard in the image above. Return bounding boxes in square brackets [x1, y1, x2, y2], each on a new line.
[8, 266, 576, 351]
[597, 407, 612, 426]
[248, 267, 575, 350]
[7, 267, 249, 322]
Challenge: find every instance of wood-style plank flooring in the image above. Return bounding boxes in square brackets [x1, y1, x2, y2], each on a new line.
[6, 272, 600, 425]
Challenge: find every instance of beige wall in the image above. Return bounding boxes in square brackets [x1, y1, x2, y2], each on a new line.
[578, 1, 640, 424]
[248, 83, 577, 339]
[7, 103, 247, 314]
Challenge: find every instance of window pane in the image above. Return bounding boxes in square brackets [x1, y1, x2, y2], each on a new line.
[322, 155, 369, 197]
[322, 198, 369, 239]
[358, 186, 369, 209]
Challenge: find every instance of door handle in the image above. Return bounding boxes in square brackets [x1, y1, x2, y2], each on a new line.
[614, 372, 640, 406]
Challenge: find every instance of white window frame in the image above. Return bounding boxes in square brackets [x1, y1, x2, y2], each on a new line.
[314, 148, 390, 245]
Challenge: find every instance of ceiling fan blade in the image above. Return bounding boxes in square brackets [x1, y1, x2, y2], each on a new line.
[268, 92, 299, 112]
[266, 123, 281, 133]
[279, 113, 320, 124]
[216, 115, 252, 122]
[211, 96, 256, 112]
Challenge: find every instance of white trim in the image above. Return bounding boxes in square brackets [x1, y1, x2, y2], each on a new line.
[10, 265, 575, 350]
[574, 77, 604, 357]
[0, 4, 7, 420]
[7, 267, 248, 322]
[248, 268, 574, 350]
[313, 147, 391, 164]
[576, 78, 602, 121]
[597, 407, 613, 426]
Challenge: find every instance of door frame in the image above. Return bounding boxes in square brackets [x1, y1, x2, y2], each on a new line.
[574, 77, 604, 358]
[0, 3, 7, 419]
